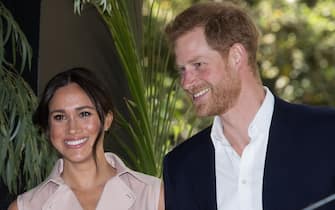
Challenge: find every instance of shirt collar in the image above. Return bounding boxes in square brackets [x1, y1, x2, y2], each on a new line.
[35, 152, 149, 194]
[211, 87, 274, 146]
[248, 87, 274, 140]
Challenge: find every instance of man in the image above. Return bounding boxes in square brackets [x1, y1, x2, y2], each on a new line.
[163, 2, 335, 210]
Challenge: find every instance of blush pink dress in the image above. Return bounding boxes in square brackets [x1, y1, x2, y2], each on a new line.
[17, 153, 161, 210]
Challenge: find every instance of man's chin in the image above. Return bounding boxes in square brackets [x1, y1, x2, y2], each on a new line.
[194, 104, 222, 117]
[194, 106, 211, 117]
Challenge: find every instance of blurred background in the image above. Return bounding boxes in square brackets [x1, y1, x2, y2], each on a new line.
[1, 0, 334, 209]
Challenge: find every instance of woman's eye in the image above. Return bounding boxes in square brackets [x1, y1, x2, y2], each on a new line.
[53, 114, 65, 121]
[80, 111, 91, 118]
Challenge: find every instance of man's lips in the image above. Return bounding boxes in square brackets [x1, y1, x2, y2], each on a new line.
[193, 88, 210, 100]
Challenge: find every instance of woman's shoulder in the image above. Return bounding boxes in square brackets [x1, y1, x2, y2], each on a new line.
[128, 170, 161, 186]
[105, 152, 160, 184]
[13, 160, 64, 210]
[104, 153, 162, 209]
[105, 152, 161, 187]
[15, 179, 60, 210]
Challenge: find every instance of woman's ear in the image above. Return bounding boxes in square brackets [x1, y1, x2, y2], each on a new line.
[104, 111, 113, 131]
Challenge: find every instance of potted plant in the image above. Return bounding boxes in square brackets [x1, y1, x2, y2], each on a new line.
[0, 2, 56, 197]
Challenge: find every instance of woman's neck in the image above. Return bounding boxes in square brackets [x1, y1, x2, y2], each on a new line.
[62, 151, 116, 190]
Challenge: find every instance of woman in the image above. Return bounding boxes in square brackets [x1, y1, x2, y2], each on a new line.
[8, 68, 164, 210]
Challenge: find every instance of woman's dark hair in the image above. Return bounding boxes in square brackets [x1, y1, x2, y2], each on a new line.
[33, 67, 114, 158]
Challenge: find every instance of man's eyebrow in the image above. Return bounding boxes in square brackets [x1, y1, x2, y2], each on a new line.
[176, 56, 204, 69]
[188, 56, 203, 63]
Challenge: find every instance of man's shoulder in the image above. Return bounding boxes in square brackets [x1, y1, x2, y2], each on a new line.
[165, 126, 212, 162]
[275, 97, 335, 120]
[273, 97, 335, 136]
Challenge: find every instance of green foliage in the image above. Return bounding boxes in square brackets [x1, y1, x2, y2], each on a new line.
[0, 3, 31, 74]
[0, 2, 56, 194]
[74, 0, 180, 176]
[254, 0, 335, 105]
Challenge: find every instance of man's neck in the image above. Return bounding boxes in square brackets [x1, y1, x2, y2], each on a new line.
[219, 84, 266, 155]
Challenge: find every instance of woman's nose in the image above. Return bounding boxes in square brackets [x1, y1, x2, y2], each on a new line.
[67, 117, 81, 134]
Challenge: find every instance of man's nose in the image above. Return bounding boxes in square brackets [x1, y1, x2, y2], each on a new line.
[181, 69, 196, 90]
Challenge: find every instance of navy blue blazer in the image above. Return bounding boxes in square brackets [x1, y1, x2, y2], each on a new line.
[163, 97, 335, 210]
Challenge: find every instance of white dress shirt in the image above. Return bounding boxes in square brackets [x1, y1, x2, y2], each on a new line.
[211, 87, 274, 210]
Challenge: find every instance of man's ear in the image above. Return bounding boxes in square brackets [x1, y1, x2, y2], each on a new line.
[228, 43, 247, 69]
[104, 111, 113, 131]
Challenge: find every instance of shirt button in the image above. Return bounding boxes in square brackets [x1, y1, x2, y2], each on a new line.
[241, 179, 247, 184]
[126, 193, 133, 199]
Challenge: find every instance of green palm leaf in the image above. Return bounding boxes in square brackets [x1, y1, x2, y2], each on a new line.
[74, 0, 179, 176]
[0, 2, 56, 194]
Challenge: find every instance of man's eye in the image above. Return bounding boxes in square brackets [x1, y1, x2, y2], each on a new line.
[177, 66, 185, 75]
[53, 114, 65, 121]
[193, 62, 202, 69]
[80, 111, 91, 118]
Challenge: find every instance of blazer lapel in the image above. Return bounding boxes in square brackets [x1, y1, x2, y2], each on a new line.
[262, 97, 297, 210]
[191, 126, 217, 210]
